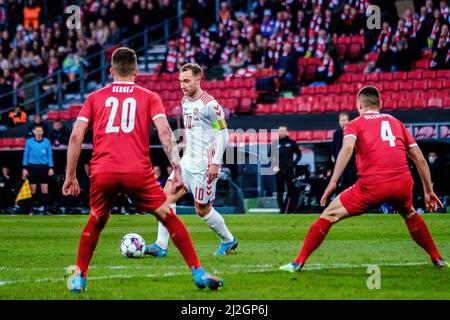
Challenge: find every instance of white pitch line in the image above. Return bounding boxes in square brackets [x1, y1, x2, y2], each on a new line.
[0, 261, 431, 287]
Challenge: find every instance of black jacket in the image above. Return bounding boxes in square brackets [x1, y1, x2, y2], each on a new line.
[271, 136, 302, 172]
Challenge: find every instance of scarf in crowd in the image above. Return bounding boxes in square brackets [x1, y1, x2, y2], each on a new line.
[430, 20, 440, 41]
[221, 45, 233, 63]
[317, 55, 334, 77]
[166, 48, 177, 73]
[309, 14, 322, 35]
[199, 30, 210, 52]
[441, 3, 449, 20]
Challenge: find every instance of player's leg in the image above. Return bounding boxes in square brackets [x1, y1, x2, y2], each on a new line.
[146, 179, 187, 257]
[280, 181, 370, 272]
[40, 183, 50, 215]
[392, 179, 446, 267]
[191, 173, 237, 255]
[66, 174, 118, 292]
[28, 183, 37, 215]
[130, 174, 224, 290]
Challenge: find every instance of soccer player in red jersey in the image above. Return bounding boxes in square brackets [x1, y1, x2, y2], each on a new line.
[62, 47, 224, 291]
[280, 86, 448, 272]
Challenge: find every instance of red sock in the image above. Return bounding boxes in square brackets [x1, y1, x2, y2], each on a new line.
[76, 213, 109, 277]
[294, 217, 332, 264]
[161, 210, 201, 269]
[405, 213, 442, 262]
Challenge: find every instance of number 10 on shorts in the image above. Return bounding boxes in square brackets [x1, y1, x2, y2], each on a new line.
[195, 187, 204, 201]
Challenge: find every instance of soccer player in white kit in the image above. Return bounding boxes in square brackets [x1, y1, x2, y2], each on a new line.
[145, 63, 238, 257]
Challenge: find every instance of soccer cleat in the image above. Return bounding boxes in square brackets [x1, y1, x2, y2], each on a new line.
[433, 259, 450, 269]
[191, 267, 224, 290]
[279, 262, 304, 273]
[65, 265, 87, 292]
[213, 237, 238, 255]
[144, 243, 167, 257]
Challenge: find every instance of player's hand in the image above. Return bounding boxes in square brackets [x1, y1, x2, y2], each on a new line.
[62, 175, 80, 196]
[273, 166, 280, 173]
[22, 169, 28, 180]
[320, 181, 337, 207]
[171, 166, 183, 194]
[207, 163, 220, 181]
[48, 168, 54, 176]
[424, 191, 444, 212]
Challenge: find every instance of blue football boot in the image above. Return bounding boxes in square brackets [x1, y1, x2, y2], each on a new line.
[191, 267, 224, 290]
[144, 243, 168, 257]
[213, 237, 238, 255]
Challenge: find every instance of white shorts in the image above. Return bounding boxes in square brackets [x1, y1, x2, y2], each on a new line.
[167, 165, 218, 205]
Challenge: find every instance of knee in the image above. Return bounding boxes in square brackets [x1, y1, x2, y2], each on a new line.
[320, 208, 341, 224]
[196, 203, 210, 217]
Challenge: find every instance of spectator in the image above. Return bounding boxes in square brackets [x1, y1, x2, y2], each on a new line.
[78, 163, 91, 208]
[331, 112, 357, 193]
[167, 165, 173, 177]
[62, 51, 82, 82]
[0, 166, 15, 214]
[275, 43, 297, 92]
[27, 113, 49, 138]
[8, 105, 27, 126]
[22, 124, 54, 215]
[270, 125, 302, 214]
[49, 120, 70, 147]
[392, 40, 412, 71]
[154, 165, 166, 187]
[375, 42, 394, 72]
[106, 20, 121, 46]
[314, 52, 336, 85]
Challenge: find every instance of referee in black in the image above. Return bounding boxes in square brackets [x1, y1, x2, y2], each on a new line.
[271, 125, 302, 213]
[22, 125, 54, 215]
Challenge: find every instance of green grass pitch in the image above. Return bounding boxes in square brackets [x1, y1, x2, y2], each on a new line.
[0, 213, 449, 299]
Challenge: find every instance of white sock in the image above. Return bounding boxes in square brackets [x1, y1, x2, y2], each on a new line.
[202, 207, 234, 243]
[155, 204, 176, 250]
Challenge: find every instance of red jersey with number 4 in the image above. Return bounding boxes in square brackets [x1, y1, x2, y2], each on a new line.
[343, 111, 417, 184]
[77, 81, 166, 175]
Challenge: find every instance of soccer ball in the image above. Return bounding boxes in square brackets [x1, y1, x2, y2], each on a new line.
[120, 233, 145, 258]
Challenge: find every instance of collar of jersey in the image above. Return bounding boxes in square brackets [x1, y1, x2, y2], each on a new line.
[363, 110, 380, 114]
[112, 81, 135, 84]
[186, 90, 206, 102]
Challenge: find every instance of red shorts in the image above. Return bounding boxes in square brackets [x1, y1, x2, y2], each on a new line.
[340, 176, 414, 215]
[89, 173, 167, 219]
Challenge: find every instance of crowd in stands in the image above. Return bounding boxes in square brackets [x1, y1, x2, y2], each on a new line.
[0, 0, 179, 121]
[161, 0, 450, 93]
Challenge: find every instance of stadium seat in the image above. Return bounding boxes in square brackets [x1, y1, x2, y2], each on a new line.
[365, 52, 378, 62]
[392, 71, 407, 81]
[269, 103, 284, 114]
[408, 70, 422, 80]
[398, 81, 413, 91]
[415, 126, 436, 139]
[312, 130, 327, 141]
[413, 59, 431, 69]
[301, 86, 315, 95]
[328, 84, 341, 94]
[296, 131, 312, 141]
[436, 70, 450, 79]
[297, 100, 312, 113]
[311, 101, 325, 113]
[315, 86, 328, 95]
[325, 101, 340, 112]
[427, 80, 442, 90]
[348, 43, 363, 59]
[12, 138, 26, 148]
[397, 99, 412, 110]
[440, 126, 450, 139]
[443, 98, 450, 109]
[422, 70, 436, 79]
[47, 110, 60, 121]
[383, 99, 398, 110]
[338, 74, 352, 83]
[365, 73, 379, 82]
[341, 83, 353, 93]
[442, 80, 450, 89]
[284, 101, 297, 113]
[413, 81, 427, 91]
[0, 138, 14, 149]
[344, 63, 359, 73]
[326, 130, 335, 140]
[239, 97, 253, 113]
[351, 74, 365, 83]
[412, 98, 427, 109]
[427, 98, 443, 109]
[304, 64, 318, 81]
[339, 101, 354, 111]
[379, 72, 393, 81]
[420, 91, 435, 100]
[383, 81, 399, 92]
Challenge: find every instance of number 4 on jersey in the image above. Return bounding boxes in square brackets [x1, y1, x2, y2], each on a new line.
[381, 121, 396, 147]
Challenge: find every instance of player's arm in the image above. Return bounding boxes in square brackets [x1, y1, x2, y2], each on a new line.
[208, 102, 229, 180]
[63, 120, 89, 196]
[320, 136, 356, 206]
[22, 140, 30, 179]
[153, 116, 182, 190]
[407, 146, 443, 211]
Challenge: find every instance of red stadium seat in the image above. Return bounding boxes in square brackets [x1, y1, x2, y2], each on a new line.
[328, 84, 341, 94]
[379, 72, 393, 81]
[427, 98, 443, 109]
[413, 81, 427, 91]
[348, 43, 362, 59]
[365, 52, 378, 62]
[326, 130, 335, 140]
[420, 91, 435, 100]
[284, 101, 297, 114]
[437, 70, 450, 80]
[399, 81, 413, 91]
[383, 99, 398, 110]
[415, 126, 436, 139]
[296, 131, 312, 141]
[390, 92, 404, 101]
[392, 72, 407, 81]
[311, 101, 325, 113]
[412, 98, 427, 109]
[12, 138, 26, 148]
[297, 100, 312, 113]
[338, 74, 352, 83]
[351, 73, 365, 83]
[413, 59, 431, 69]
[46, 110, 60, 121]
[312, 130, 327, 141]
[325, 100, 340, 112]
[339, 101, 354, 111]
[304, 65, 319, 81]
[443, 98, 450, 109]
[428, 80, 442, 90]
[408, 70, 422, 80]
[383, 81, 399, 92]
[365, 73, 379, 82]
[344, 63, 359, 73]
[397, 99, 412, 110]
[341, 83, 354, 93]
[239, 97, 253, 113]
[442, 80, 450, 89]
[315, 86, 328, 95]
[269, 103, 284, 114]
[301, 86, 315, 95]
[0, 138, 14, 148]
[422, 70, 437, 79]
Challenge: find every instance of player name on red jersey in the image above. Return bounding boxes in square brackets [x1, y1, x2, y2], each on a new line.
[112, 86, 135, 93]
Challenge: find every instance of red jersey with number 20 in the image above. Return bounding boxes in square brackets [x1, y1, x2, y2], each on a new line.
[77, 81, 166, 175]
[343, 111, 418, 184]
